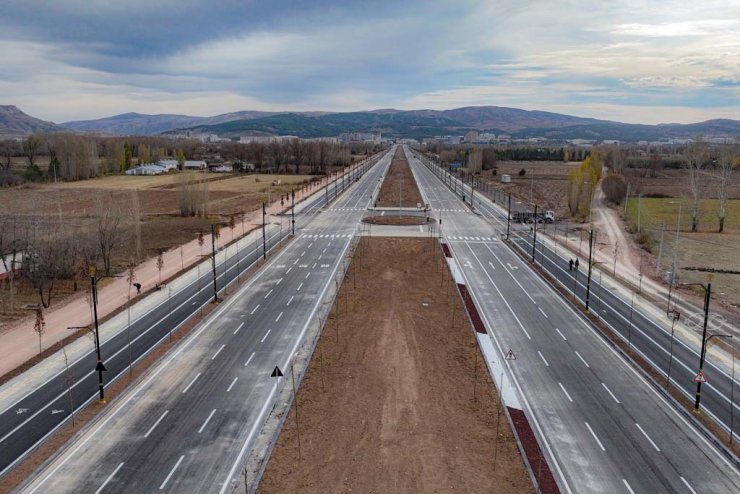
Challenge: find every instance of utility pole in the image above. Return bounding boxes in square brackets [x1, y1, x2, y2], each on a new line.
[585, 229, 595, 311]
[210, 223, 218, 303]
[89, 267, 107, 403]
[262, 202, 267, 260]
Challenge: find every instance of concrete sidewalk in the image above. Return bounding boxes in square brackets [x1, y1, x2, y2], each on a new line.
[0, 166, 357, 381]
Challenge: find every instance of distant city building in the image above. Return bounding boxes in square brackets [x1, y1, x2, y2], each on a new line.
[464, 131, 479, 143]
[239, 135, 298, 144]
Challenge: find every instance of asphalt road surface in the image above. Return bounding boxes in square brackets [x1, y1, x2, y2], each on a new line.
[406, 147, 739, 493]
[414, 151, 739, 445]
[1, 150, 390, 485]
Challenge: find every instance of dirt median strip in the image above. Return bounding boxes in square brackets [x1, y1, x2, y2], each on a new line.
[258, 237, 532, 493]
[375, 147, 424, 208]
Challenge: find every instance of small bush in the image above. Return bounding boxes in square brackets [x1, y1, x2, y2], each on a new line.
[518, 168, 526, 176]
[643, 192, 672, 198]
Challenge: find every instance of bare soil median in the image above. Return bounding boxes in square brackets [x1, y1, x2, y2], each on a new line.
[375, 147, 424, 208]
[259, 237, 532, 493]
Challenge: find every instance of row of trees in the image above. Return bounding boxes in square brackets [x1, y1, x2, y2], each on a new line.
[220, 139, 353, 174]
[0, 134, 365, 184]
[1, 193, 134, 310]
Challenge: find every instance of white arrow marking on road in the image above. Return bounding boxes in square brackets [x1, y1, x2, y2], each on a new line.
[15, 408, 28, 415]
[51, 409, 65, 415]
[299, 264, 308, 268]
[321, 264, 330, 268]
[507, 262, 518, 270]
[464, 261, 473, 268]
[488, 262, 496, 270]
[275, 264, 286, 269]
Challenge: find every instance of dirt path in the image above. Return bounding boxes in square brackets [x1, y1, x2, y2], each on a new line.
[259, 237, 532, 493]
[375, 147, 424, 208]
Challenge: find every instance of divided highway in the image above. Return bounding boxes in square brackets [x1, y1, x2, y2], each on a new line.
[0, 152, 385, 480]
[414, 151, 739, 443]
[406, 147, 739, 493]
[18, 147, 394, 493]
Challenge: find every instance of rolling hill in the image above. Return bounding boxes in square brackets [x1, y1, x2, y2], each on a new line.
[0, 105, 65, 137]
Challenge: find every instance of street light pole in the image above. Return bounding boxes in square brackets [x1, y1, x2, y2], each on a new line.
[506, 193, 512, 240]
[689, 281, 712, 412]
[89, 267, 107, 404]
[210, 223, 218, 303]
[585, 229, 595, 311]
[262, 202, 267, 260]
[531, 205, 538, 263]
[291, 189, 295, 236]
[666, 311, 680, 388]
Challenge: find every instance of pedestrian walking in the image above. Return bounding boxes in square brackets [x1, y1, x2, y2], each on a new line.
[569, 259, 574, 271]
[133, 282, 142, 294]
[574, 259, 580, 271]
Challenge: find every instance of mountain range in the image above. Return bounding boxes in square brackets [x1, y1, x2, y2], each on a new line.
[1, 104, 738, 142]
[0, 105, 64, 137]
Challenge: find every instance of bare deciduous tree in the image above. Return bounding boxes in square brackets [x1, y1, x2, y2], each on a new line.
[23, 134, 41, 170]
[716, 146, 737, 233]
[96, 194, 124, 276]
[683, 141, 707, 232]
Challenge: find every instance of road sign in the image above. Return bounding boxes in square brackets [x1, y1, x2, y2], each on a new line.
[693, 371, 707, 383]
[504, 349, 517, 360]
[271, 366, 284, 378]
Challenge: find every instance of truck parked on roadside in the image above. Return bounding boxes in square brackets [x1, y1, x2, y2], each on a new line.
[512, 210, 555, 224]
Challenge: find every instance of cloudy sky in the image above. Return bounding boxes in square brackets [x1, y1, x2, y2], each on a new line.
[1, 0, 738, 124]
